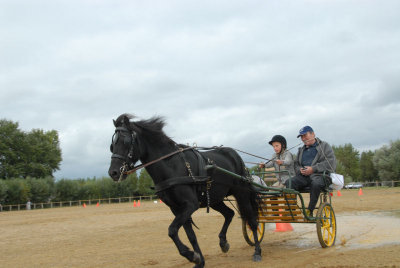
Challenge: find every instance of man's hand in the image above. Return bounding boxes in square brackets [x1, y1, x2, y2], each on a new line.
[259, 163, 265, 168]
[300, 166, 313, 176]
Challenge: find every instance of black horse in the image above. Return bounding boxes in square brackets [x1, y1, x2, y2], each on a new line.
[108, 114, 261, 267]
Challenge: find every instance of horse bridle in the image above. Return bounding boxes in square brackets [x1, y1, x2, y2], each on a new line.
[110, 126, 140, 181]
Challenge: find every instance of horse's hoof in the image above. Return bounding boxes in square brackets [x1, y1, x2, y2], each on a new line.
[193, 263, 205, 268]
[253, 254, 262, 262]
[220, 242, 230, 253]
[193, 252, 201, 265]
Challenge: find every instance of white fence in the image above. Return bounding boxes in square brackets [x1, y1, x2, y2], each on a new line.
[356, 180, 400, 188]
[0, 195, 158, 212]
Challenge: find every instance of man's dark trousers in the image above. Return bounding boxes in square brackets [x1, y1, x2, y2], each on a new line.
[285, 174, 328, 211]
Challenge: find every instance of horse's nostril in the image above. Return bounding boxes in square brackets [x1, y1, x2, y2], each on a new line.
[109, 170, 119, 179]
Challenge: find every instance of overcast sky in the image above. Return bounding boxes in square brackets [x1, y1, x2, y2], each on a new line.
[1, 0, 399, 179]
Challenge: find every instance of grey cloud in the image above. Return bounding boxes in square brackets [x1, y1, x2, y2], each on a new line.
[1, 0, 400, 179]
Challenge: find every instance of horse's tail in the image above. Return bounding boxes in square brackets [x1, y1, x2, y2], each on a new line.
[248, 186, 260, 220]
[232, 149, 260, 224]
[243, 169, 260, 224]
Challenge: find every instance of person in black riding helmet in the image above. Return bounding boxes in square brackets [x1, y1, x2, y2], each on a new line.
[259, 135, 295, 188]
[284, 126, 336, 218]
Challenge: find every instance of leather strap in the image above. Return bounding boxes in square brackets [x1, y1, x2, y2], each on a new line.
[124, 147, 193, 175]
[154, 176, 211, 193]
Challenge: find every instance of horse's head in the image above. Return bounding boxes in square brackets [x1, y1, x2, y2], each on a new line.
[108, 114, 141, 182]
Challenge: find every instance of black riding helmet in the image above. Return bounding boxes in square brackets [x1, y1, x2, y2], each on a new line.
[268, 135, 287, 150]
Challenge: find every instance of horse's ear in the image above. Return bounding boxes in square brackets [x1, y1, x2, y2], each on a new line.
[113, 119, 117, 127]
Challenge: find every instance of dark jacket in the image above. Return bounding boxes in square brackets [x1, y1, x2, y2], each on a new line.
[295, 137, 336, 180]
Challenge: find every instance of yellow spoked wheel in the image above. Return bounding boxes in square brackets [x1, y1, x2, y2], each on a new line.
[316, 203, 336, 247]
[242, 220, 265, 246]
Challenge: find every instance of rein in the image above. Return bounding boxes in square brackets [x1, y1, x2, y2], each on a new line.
[232, 148, 271, 161]
[123, 147, 194, 176]
[233, 139, 312, 165]
[123, 145, 224, 176]
[119, 138, 307, 178]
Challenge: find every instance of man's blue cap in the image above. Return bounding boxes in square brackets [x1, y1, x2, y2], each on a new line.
[297, 126, 314, 138]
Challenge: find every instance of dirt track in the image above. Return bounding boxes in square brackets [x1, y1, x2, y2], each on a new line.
[1, 188, 400, 267]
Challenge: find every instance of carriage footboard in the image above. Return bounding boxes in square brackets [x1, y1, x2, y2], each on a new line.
[257, 193, 314, 223]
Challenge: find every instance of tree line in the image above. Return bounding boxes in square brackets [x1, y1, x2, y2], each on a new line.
[332, 140, 400, 183]
[1, 118, 399, 205]
[0, 171, 154, 206]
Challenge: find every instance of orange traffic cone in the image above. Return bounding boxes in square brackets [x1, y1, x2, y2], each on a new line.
[133, 200, 137, 207]
[137, 200, 141, 207]
[96, 202, 100, 207]
[83, 203, 86, 208]
[358, 188, 363, 196]
[274, 209, 293, 232]
[274, 222, 293, 232]
[337, 190, 342, 197]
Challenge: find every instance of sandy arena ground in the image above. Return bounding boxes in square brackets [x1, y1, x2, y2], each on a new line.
[1, 187, 400, 268]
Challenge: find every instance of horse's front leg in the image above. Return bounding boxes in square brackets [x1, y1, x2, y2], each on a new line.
[211, 201, 235, 253]
[168, 205, 202, 266]
[183, 218, 204, 267]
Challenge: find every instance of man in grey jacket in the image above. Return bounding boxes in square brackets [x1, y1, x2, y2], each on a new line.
[285, 126, 336, 217]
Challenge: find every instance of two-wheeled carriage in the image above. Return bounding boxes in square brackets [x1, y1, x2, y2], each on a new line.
[206, 165, 337, 248]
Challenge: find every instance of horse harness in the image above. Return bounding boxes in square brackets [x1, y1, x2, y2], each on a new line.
[153, 146, 214, 212]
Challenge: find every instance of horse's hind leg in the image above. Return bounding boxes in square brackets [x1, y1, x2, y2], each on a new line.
[247, 216, 262, 261]
[211, 201, 235, 253]
[234, 194, 262, 262]
[183, 218, 205, 267]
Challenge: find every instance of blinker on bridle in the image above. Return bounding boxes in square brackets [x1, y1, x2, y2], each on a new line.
[111, 127, 137, 157]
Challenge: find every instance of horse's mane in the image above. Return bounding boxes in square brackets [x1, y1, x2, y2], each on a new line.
[116, 113, 175, 145]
